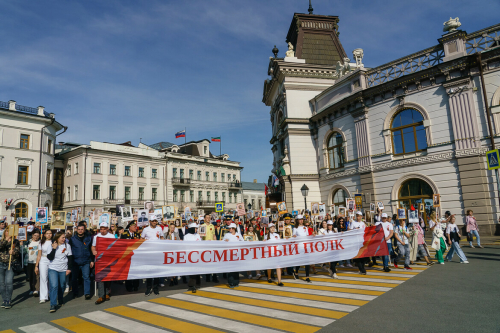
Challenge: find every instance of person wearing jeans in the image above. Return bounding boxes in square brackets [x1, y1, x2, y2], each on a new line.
[445, 216, 469, 264]
[92, 223, 116, 304]
[0, 228, 21, 309]
[393, 220, 411, 270]
[69, 223, 93, 299]
[47, 231, 73, 313]
[375, 213, 394, 272]
[465, 210, 482, 248]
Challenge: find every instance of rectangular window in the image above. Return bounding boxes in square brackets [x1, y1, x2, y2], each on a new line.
[67, 164, 71, 176]
[258, 199, 262, 210]
[244, 199, 247, 208]
[66, 187, 70, 202]
[46, 169, 52, 187]
[205, 171, 210, 181]
[20, 134, 29, 149]
[234, 193, 237, 202]
[189, 170, 193, 179]
[204, 146, 207, 154]
[109, 186, 116, 200]
[139, 167, 144, 177]
[110, 164, 116, 175]
[47, 139, 52, 154]
[74, 185, 78, 200]
[152, 188, 157, 201]
[173, 168, 177, 178]
[213, 172, 217, 182]
[198, 191, 203, 201]
[229, 194, 232, 203]
[190, 190, 194, 202]
[173, 190, 178, 202]
[152, 168, 157, 178]
[197, 171, 201, 180]
[233, 174, 236, 181]
[215, 191, 218, 201]
[180, 190, 185, 202]
[222, 192, 226, 202]
[221, 173, 225, 182]
[252, 199, 255, 209]
[93, 163, 101, 174]
[75, 163, 79, 174]
[17, 166, 28, 184]
[125, 186, 131, 200]
[93, 185, 100, 200]
[139, 187, 145, 200]
[227, 174, 231, 182]
[180, 169, 184, 178]
[207, 191, 211, 201]
[125, 166, 131, 176]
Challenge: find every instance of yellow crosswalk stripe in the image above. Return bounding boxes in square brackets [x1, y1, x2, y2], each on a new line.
[0, 330, 17, 333]
[335, 273, 409, 281]
[214, 284, 368, 306]
[106, 306, 223, 333]
[282, 276, 399, 288]
[152, 295, 326, 332]
[52, 316, 116, 333]
[336, 267, 420, 275]
[241, 279, 385, 296]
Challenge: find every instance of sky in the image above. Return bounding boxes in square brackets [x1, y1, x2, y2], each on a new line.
[1, 0, 499, 182]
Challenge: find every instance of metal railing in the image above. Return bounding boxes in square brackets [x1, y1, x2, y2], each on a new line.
[172, 177, 191, 185]
[0, 100, 51, 117]
[196, 201, 225, 207]
[103, 198, 160, 205]
[465, 23, 500, 54]
[228, 182, 242, 188]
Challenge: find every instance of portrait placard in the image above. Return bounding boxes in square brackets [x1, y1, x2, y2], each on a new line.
[377, 202, 385, 210]
[261, 210, 267, 217]
[65, 211, 72, 226]
[346, 198, 355, 211]
[116, 204, 124, 217]
[137, 209, 149, 227]
[370, 203, 376, 213]
[338, 207, 346, 217]
[433, 194, 440, 208]
[365, 211, 372, 224]
[121, 206, 132, 221]
[162, 206, 175, 221]
[236, 203, 245, 216]
[144, 201, 155, 213]
[36, 207, 48, 224]
[99, 212, 111, 227]
[71, 209, 78, 222]
[51, 211, 66, 229]
[311, 202, 319, 216]
[277, 202, 287, 214]
[284, 225, 293, 238]
[354, 194, 363, 209]
[318, 203, 326, 217]
[154, 209, 163, 222]
[408, 209, 419, 223]
[397, 209, 406, 220]
[17, 226, 27, 241]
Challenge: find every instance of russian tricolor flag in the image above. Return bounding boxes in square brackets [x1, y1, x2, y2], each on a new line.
[175, 130, 186, 138]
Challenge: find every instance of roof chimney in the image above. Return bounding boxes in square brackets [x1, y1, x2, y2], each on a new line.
[253, 179, 257, 183]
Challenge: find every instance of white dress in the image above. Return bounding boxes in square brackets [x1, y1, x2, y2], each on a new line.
[39, 241, 52, 301]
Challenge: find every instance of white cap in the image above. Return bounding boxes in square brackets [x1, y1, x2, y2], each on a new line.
[188, 223, 199, 228]
[228, 223, 237, 229]
[356, 211, 363, 216]
[199, 216, 204, 221]
[149, 215, 157, 221]
[381, 213, 388, 218]
[327, 220, 333, 225]
[296, 214, 304, 219]
[99, 222, 109, 228]
[268, 223, 275, 228]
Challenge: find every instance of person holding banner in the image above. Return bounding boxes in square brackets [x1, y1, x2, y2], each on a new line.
[265, 223, 284, 287]
[35, 229, 53, 304]
[292, 215, 312, 282]
[323, 221, 339, 279]
[92, 222, 115, 304]
[223, 223, 243, 288]
[202, 214, 219, 283]
[0, 228, 21, 309]
[141, 215, 164, 296]
[184, 222, 202, 292]
[121, 221, 141, 292]
[349, 212, 367, 274]
[375, 213, 394, 272]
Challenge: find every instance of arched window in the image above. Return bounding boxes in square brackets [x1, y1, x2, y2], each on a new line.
[327, 132, 344, 170]
[15, 202, 28, 218]
[332, 188, 348, 207]
[391, 108, 427, 155]
[398, 178, 433, 221]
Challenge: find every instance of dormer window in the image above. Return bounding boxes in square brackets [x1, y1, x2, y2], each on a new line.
[204, 146, 207, 155]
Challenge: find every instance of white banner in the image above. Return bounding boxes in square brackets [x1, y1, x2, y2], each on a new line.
[96, 227, 388, 281]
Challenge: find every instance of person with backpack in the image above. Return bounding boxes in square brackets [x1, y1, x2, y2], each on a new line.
[69, 222, 93, 300]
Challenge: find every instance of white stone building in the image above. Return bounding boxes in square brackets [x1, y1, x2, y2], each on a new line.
[263, 12, 500, 235]
[55, 139, 242, 215]
[242, 181, 266, 211]
[0, 100, 66, 221]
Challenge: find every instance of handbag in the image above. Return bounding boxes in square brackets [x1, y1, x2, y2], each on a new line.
[466, 232, 472, 242]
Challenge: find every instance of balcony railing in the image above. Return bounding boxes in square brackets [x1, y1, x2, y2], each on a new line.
[196, 200, 225, 207]
[228, 182, 242, 189]
[172, 177, 191, 185]
[103, 198, 162, 205]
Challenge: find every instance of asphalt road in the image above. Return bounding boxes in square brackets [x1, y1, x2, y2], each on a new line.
[319, 245, 500, 332]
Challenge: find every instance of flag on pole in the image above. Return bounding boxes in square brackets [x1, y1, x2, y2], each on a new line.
[175, 130, 186, 138]
[211, 137, 221, 142]
[264, 184, 269, 196]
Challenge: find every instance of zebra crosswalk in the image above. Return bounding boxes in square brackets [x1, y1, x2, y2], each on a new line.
[11, 264, 429, 333]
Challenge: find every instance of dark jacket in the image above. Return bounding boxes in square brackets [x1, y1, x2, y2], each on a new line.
[69, 233, 93, 265]
[0, 239, 21, 264]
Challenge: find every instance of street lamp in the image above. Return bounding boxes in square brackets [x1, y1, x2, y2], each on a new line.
[247, 203, 252, 211]
[301, 184, 309, 212]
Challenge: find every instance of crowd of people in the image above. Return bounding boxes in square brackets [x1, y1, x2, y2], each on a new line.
[0, 207, 479, 312]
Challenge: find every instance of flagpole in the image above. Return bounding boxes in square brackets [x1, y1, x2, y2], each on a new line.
[220, 135, 222, 157]
[185, 127, 186, 146]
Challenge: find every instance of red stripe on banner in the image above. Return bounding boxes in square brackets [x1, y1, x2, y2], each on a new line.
[95, 238, 144, 282]
[353, 225, 389, 258]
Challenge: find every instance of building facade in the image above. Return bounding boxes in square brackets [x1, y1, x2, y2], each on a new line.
[264, 12, 500, 235]
[242, 181, 266, 211]
[0, 100, 65, 221]
[56, 139, 242, 215]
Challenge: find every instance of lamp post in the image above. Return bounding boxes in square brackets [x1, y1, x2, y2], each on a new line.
[247, 203, 252, 211]
[301, 184, 309, 212]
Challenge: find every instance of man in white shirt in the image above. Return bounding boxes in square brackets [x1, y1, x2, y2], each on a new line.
[375, 213, 394, 272]
[223, 223, 243, 288]
[91, 222, 116, 305]
[184, 222, 202, 292]
[141, 216, 164, 296]
[394, 219, 411, 270]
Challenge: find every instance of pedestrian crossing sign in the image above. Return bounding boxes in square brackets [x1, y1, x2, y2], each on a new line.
[486, 149, 500, 170]
[215, 202, 224, 212]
